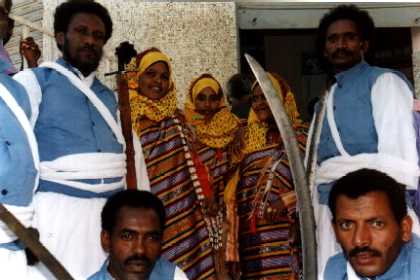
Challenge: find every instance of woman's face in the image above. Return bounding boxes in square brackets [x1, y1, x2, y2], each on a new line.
[194, 87, 222, 117]
[251, 85, 273, 123]
[138, 62, 170, 100]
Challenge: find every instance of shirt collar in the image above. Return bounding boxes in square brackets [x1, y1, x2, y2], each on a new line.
[334, 60, 368, 88]
[100, 259, 115, 280]
[56, 57, 96, 88]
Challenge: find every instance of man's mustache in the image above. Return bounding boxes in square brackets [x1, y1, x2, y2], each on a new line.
[124, 254, 152, 267]
[332, 49, 354, 58]
[348, 246, 382, 258]
[78, 45, 100, 56]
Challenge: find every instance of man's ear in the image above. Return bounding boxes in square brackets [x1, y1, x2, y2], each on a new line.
[55, 32, 65, 49]
[400, 215, 413, 242]
[361, 40, 369, 54]
[101, 230, 111, 253]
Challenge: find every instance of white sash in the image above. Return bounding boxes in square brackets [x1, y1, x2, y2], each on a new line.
[40, 153, 126, 193]
[133, 131, 151, 191]
[0, 83, 39, 243]
[326, 84, 349, 156]
[0, 83, 39, 179]
[347, 262, 361, 280]
[40, 62, 125, 147]
[319, 83, 420, 188]
[37, 62, 126, 192]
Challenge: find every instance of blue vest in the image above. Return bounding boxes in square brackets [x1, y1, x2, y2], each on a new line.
[31, 58, 123, 198]
[324, 234, 420, 280]
[0, 74, 36, 250]
[0, 74, 36, 207]
[317, 61, 411, 163]
[88, 257, 177, 280]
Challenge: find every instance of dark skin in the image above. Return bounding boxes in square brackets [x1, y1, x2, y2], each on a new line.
[101, 207, 163, 280]
[333, 191, 412, 278]
[20, 37, 41, 68]
[324, 19, 369, 74]
[251, 84, 287, 223]
[56, 13, 106, 77]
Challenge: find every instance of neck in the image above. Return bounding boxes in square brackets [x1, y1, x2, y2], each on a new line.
[62, 57, 94, 78]
[332, 60, 362, 74]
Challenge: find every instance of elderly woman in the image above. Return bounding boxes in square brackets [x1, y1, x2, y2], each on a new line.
[236, 73, 307, 280]
[126, 48, 218, 280]
[184, 73, 241, 277]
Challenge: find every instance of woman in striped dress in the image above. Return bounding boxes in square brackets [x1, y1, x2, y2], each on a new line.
[184, 74, 241, 278]
[126, 48, 218, 280]
[237, 72, 307, 280]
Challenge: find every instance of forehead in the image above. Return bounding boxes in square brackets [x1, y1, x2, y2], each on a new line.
[198, 87, 218, 96]
[326, 19, 359, 36]
[252, 85, 263, 95]
[335, 191, 395, 221]
[68, 12, 105, 32]
[146, 61, 169, 73]
[115, 207, 161, 232]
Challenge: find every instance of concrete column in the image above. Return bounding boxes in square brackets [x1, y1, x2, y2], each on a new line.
[412, 27, 420, 97]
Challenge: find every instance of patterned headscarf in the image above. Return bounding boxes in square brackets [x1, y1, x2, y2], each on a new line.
[244, 72, 302, 153]
[126, 48, 177, 131]
[185, 74, 239, 148]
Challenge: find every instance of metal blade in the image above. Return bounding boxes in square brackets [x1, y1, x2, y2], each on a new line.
[245, 53, 317, 280]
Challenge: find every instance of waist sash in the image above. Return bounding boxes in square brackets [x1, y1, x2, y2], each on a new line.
[37, 62, 126, 193]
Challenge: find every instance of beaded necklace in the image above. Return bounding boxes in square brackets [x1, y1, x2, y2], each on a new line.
[173, 117, 224, 250]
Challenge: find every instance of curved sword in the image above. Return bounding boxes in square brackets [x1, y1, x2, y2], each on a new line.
[245, 54, 317, 280]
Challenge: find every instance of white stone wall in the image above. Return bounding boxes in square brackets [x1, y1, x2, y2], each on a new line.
[41, 0, 239, 106]
[6, 0, 43, 68]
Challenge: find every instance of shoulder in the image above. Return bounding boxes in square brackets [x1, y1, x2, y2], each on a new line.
[409, 234, 420, 255]
[150, 258, 179, 280]
[86, 270, 103, 280]
[93, 77, 113, 92]
[324, 252, 347, 280]
[0, 74, 31, 114]
[370, 66, 412, 88]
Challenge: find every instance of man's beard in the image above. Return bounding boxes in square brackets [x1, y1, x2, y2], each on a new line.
[62, 37, 102, 76]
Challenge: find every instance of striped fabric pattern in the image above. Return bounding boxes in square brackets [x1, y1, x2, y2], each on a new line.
[139, 115, 217, 280]
[237, 144, 301, 280]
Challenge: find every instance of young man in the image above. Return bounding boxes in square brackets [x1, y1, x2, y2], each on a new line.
[88, 190, 188, 280]
[13, 0, 125, 278]
[308, 5, 420, 277]
[325, 169, 420, 279]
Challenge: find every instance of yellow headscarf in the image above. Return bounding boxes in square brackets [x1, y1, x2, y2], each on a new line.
[244, 72, 302, 153]
[126, 49, 178, 132]
[185, 74, 239, 149]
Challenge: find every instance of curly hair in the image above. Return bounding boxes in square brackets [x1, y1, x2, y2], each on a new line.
[316, 5, 375, 59]
[54, 0, 113, 46]
[328, 168, 407, 224]
[101, 190, 166, 233]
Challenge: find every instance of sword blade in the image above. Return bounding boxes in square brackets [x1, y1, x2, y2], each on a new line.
[245, 53, 317, 280]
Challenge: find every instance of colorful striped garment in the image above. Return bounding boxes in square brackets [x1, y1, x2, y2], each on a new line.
[237, 143, 303, 280]
[137, 112, 217, 280]
[194, 141, 238, 274]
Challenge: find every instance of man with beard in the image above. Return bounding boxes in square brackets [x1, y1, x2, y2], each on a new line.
[13, 0, 125, 278]
[325, 169, 420, 280]
[88, 190, 188, 280]
[308, 5, 420, 278]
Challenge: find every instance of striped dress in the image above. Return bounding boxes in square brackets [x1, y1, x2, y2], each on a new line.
[237, 141, 304, 280]
[138, 113, 217, 280]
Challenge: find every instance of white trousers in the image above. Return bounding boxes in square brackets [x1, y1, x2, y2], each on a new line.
[0, 247, 50, 279]
[32, 192, 107, 279]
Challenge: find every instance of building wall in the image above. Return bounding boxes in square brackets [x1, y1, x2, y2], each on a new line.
[40, 0, 239, 106]
[6, 0, 43, 69]
[412, 27, 420, 98]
